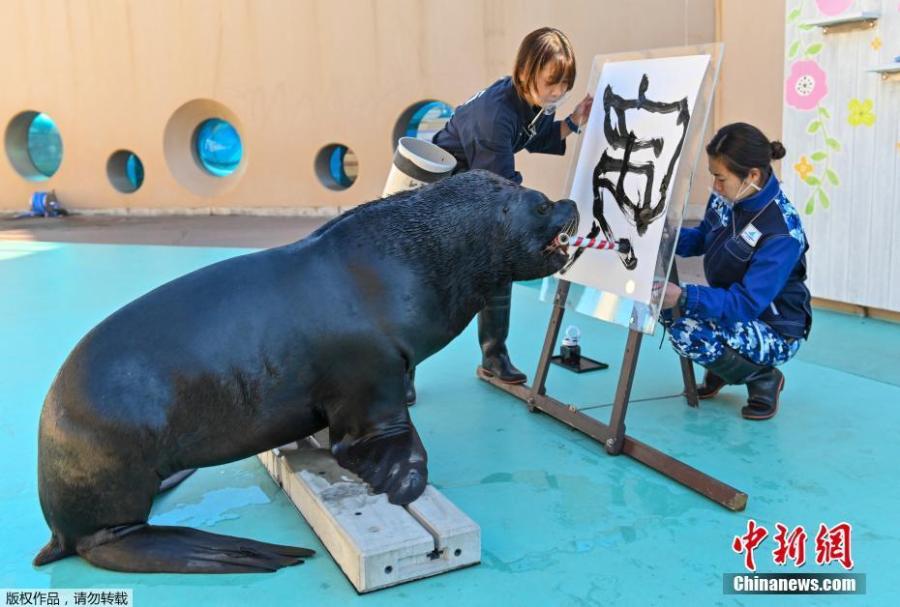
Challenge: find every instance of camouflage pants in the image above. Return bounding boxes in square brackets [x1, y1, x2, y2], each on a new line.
[665, 312, 801, 367]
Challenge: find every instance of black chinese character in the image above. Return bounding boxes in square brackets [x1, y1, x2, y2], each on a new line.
[563, 74, 690, 273]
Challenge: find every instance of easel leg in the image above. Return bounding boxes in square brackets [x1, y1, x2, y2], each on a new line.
[528, 281, 570, 405]
[605, 329, 642, 455]
[668, 261, 700, 407]
[678, 351, 700, 407]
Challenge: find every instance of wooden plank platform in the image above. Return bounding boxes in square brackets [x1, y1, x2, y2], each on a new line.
[258, 440, 480, 593]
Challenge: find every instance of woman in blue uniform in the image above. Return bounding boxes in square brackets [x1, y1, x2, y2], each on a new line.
[661, 123, 812, 420]
[431, 27, 593, 386]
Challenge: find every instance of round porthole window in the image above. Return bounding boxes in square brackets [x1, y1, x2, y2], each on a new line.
[392, 100, 453, 149]
[4, 111, 64, 180]
[163, 100, 247, 196]
[315, 144, 358, 191]
[107, 150, 145, 193]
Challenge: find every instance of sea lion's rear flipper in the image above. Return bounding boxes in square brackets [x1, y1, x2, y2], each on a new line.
[76, 524, 314, 574]
[34, 535, 74, 566]
[158, 469, 196, 493]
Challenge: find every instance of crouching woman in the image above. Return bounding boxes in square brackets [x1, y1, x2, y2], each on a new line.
[661, 122, 812, 420]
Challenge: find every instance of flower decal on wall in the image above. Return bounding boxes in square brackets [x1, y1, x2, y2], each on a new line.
[847, 99, 876, 127]
[785, 60, 829, 110]
[815, 0, 853, 15]
[793, 156, 814, 180]
[786, 0, 842, 215]
[870, 36, 882, 51]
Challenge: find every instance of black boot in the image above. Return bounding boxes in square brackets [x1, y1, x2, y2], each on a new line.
[702, 347, 785, 421]
[403, 366, 416, 406]
[697, 370, 727, 399]
[478, 285, 526, 384]
[742, 368, 785, 421]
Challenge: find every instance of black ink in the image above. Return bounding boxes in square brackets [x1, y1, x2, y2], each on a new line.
[563, 74, 690, 273]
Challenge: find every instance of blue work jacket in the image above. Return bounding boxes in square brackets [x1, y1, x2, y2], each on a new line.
[677, 174, 812, 339]
[433, 76, 566, 184]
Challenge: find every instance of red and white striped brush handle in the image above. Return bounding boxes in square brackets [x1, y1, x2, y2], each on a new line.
[557, 233, 626, 251]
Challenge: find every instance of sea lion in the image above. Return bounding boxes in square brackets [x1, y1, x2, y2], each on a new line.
[34, 170, 578, 573]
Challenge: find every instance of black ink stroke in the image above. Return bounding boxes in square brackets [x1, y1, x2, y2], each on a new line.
[562, 74, 690, 274]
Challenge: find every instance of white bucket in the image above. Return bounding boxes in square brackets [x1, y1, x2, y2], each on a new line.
[382, 137, 457, 197]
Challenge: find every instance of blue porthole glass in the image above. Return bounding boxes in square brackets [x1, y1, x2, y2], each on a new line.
[194, 118, 242, 176]
[329, 146, 352, 188]
[27, 113, 63, 178]
[125, 153, 144, 190]
[405, 101, 453, 141]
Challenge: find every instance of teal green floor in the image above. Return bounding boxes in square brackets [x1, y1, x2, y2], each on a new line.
[2, 241, 898, 606]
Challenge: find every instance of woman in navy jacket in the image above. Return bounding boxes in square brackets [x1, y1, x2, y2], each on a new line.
[431, 27, 593, 386]
[661, 123, 812, 420]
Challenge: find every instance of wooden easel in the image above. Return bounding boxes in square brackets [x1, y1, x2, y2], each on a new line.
[478, 262, 747, 511]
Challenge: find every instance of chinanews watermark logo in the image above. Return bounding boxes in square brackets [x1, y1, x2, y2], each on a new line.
[724, 519, 866, 595]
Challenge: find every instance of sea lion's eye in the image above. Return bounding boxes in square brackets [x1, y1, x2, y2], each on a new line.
[537, 202, 552, 215]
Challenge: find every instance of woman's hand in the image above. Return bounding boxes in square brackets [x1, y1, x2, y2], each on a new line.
[661, 282, 683, 310]
[571, 94, 594, 128]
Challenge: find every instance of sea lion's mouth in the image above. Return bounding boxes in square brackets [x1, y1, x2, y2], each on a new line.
[543, 208, 579, 258]
[543, 239, 569, 257]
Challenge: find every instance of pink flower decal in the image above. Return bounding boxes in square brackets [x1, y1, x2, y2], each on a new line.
[785, 60, 828, 110]
[816, 0, 853, 15]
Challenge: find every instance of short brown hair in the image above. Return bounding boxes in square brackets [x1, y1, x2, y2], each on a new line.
[513, 28, 577, 101]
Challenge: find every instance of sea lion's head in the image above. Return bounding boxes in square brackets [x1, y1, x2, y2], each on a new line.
[499, 183, 579, 282]
[372, 170, 579, 289]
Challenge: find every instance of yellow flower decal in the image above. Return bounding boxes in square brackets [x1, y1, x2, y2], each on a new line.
[848, 99, 875, 127]
[871, 36, 882, 51]
[794, 156, 814, 180]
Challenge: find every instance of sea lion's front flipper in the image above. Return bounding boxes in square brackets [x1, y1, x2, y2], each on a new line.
[330, 410, 428, 506]
[76, 524, 314, 574]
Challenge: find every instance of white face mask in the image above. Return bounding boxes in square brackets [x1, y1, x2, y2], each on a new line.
[525, 91, 570, 142]
[710, 178, 761, 206]
[734, 179, 761, 201]
[541, 90, 570, 115]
